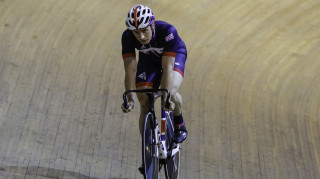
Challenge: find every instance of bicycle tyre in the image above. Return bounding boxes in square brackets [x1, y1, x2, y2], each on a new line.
[164, 111, 180, 179]
[165, 149, 180, 179]
[142, 112, 159, 179]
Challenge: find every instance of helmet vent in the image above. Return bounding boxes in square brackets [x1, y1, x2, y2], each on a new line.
[128, 21, 135, 27]
[145, 16, 149, 24]
[139, 17, 144, 25]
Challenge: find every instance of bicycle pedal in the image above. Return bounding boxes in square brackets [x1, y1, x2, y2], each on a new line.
[174, 144, 181, 149]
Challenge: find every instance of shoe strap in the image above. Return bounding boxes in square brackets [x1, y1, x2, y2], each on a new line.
[175, 121, 185, 127]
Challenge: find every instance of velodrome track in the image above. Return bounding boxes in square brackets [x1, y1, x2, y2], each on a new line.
[0, 0, 320, 178]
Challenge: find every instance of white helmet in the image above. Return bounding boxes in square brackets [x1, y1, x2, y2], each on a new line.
[125, 5, 155, 30]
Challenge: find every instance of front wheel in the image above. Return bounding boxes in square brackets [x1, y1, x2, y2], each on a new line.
[142, 112, 159, 179]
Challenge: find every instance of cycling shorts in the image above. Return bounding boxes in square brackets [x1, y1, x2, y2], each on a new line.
[136, 52, 187, 88]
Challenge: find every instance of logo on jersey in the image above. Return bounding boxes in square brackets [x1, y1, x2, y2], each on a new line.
[175, 62, 180, 66]
[139, 47, 164, 57]
[138, 72, 147, 80]
[165, 33, 174, 42]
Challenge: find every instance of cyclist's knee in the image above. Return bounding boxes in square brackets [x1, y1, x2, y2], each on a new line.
[136, 93, 149, 111]
[170, 92, 182, 104]
[171, 71, 183, 92]
[136, 86, 152, 108]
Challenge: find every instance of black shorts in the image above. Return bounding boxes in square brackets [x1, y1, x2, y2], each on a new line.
[136, 52, 187, 88]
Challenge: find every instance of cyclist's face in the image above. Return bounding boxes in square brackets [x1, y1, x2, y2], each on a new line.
[132, 25, 153, 45]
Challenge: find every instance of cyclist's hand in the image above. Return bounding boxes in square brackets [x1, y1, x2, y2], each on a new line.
[121, 100, 134, 113]
[163, 100, 175, 111]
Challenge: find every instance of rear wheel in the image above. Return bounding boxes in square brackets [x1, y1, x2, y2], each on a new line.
[164, 111, 180, 179]
[165, 149, 180, 179]
[142, 112, 159, 179]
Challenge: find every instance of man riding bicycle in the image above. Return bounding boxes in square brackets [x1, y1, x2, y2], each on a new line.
[120, 4, 188, 144]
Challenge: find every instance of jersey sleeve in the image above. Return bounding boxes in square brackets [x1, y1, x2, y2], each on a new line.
[162, 26, 181, 58]
[121, 30, 136, 59]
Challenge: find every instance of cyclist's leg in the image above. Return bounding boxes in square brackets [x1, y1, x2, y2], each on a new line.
[136, 86, 151, 136]
[135, 56, 162, 177]
[161, 52, 186, 115]
[169, 73, 183, 116]
[166, 75, 187, 143]
[168, 52, 188, 143]
[135, 54, 162, 136]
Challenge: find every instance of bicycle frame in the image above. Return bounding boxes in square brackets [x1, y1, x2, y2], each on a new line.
[123, 89, 181, 178]
[159, 109, 180, 160]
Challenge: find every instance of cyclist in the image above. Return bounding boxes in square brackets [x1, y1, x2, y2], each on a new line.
[121, 4, 188, 144]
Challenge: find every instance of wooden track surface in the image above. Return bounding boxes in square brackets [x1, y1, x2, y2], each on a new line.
[1, 0, 320, 178]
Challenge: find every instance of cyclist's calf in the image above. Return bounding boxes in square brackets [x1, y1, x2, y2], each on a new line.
[136, 92, 150, 136]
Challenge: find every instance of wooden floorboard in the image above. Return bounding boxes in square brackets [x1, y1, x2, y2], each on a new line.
[1, 0, 320, 178]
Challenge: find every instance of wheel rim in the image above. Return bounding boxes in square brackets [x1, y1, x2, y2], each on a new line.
[143, 113, 159, 178]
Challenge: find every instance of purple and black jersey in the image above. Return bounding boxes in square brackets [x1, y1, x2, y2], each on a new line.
[121, 20, 187, 88]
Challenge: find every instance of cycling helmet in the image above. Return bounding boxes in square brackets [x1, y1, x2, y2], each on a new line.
[125, 5, 155, 30]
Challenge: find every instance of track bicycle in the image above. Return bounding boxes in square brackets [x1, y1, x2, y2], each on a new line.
[123, 89, 181, 179]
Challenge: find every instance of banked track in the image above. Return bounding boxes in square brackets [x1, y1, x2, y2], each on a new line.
[0, 0, 320, 178]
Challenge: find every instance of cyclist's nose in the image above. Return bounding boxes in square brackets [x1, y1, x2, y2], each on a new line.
[139, 33, 145, 40]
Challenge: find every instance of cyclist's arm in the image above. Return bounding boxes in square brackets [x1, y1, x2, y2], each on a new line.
[123, 57, 137, 102]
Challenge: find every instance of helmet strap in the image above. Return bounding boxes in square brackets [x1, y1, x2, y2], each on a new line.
[151, 23, 155, 40]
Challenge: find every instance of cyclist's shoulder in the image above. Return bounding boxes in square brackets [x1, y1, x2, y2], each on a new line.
[155, 21, 184, 47]
[122, 29, 132, 37]
[121, 29, 135, 42]
[155, 20, 177, 32]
